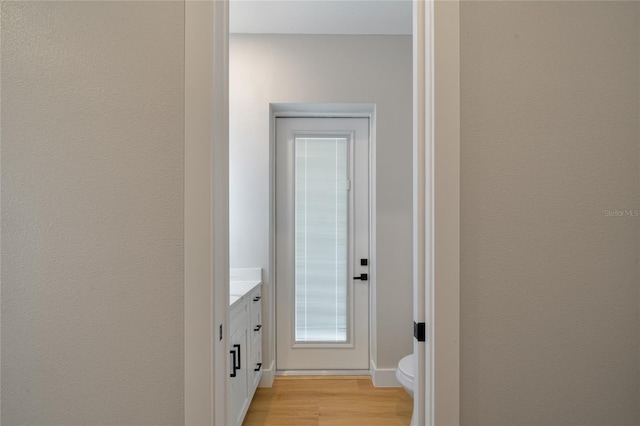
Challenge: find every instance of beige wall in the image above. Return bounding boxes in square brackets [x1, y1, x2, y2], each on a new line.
[229, 34, 413, 373]
[461, 1, 640, 425]
[1, 2, 184, 424]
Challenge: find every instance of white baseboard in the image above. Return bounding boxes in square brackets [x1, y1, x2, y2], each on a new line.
[276, 369, 370, 376]
[258, 359, 275, 387]
[370, 359, 401, 387]
[259, 358, 400, 388]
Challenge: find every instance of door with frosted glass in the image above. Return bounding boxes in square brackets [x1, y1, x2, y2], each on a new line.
[276, 117, 369, 370]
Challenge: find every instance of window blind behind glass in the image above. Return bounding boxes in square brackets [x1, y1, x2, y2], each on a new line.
[294, 137, 348, 343]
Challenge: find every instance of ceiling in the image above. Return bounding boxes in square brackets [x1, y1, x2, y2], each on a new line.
[229, 0, 412, 35]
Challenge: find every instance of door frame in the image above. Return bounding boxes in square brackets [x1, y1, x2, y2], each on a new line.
[184, 0, 229, 425]
[413, 1, 460, 425]
[184, 1, 461, 425]
[271, 107, 376, 374]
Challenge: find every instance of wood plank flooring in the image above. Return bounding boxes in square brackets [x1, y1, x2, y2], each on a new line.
[243, 376, 412, 426]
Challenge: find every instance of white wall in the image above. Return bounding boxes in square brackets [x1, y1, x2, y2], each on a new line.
[1, 2, 184, 424]
[460, 2, 640, 424]
[229, 34, 413, 375]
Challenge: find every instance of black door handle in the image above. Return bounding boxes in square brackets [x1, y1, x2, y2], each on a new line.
[353, 273, 368, 281]
[233, 344, 241, 370]
[254, 362, 262, 372]
[230, 349, 237, 378]
[254, 324, 262, 331]
[253, 296, 261, 302]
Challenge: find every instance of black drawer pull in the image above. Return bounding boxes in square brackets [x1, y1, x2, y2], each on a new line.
[253, 295, 261, 302]
[254, 362, 262, 372]
[254, 324, 262, 331]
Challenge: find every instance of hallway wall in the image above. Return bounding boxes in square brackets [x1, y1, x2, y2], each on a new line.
[460, 2, 640, 424]
[1, 2, 185, 424]
[229, 34, 413, 376]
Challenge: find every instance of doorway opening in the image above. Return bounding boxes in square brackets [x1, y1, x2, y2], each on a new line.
[227, 22, 415, 391]
[182, 2, 462, 425]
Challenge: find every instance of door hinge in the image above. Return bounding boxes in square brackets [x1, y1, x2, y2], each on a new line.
[414, 321, 426, 342]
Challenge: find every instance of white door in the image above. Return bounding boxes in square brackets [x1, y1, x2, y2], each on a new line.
[276, 117, 370, 370]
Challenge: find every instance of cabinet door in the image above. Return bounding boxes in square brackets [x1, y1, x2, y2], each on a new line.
[229, 319, 249, 426]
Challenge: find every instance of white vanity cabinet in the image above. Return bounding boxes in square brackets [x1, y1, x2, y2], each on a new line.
[228, 272, 262, 426]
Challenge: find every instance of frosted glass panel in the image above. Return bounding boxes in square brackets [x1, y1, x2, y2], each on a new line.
[295, 137, 348, 343]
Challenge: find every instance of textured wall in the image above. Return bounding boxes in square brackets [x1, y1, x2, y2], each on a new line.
[1, 2, 184, 424]
[461, 1, 640, 424]
[229, 34, 413, 371]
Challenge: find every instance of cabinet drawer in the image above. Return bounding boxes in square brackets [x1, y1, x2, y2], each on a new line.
[250, 346, 262, 391]
[250, 310, 262, 334]
[249, 287, 261, 307]
[252, 323, 261, 349]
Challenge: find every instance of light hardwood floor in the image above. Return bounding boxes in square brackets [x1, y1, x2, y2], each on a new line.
[243, 376, 412, 426]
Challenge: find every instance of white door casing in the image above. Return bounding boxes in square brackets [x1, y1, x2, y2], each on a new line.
[184, 0, 228, 424]
[414, 1, 461, 425]
[275, 117, 370, 371]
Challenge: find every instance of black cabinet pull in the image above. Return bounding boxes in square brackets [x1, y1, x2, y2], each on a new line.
[254, 324, 262, 331]
[254, 363, 262, 372]
[233, 344, 241, 370]
[230, 349, 237, 378]
[353, 273, 368, 281]
[253, 295, 261, 302]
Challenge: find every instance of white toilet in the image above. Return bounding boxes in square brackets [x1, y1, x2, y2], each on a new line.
[396, 354, 416, 425]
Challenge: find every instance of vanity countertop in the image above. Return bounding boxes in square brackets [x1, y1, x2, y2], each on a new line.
[229, 268, 262, 307]
[229, 280, 261, 307]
